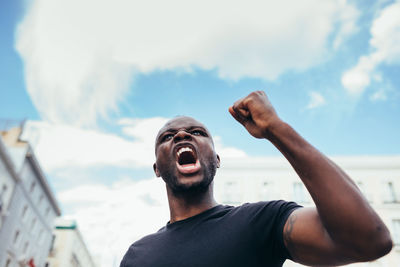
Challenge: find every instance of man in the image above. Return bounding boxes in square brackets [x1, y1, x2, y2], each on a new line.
[121, 91, 392, 267]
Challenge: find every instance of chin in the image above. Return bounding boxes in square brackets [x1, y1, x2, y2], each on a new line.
[164, 159, 218, 194]
[170, 175, 213, 194]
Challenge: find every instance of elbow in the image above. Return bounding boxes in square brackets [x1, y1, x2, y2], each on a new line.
[354, 231, 393, 262]
[373, 235, 393, 259]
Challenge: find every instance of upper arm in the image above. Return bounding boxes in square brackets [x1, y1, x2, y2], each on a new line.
[283, 207, 355, 266]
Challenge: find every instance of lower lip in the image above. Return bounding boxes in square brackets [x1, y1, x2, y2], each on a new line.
[176, 160, 201, 174]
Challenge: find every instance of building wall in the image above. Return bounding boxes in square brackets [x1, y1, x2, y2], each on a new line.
[0, 137, 16, 230]
[0, 128, 60, 267]
[0, 161, 58, 267]
[0, 157, 15, 229]
[47, 220, 97, 267]
[214, 156, 400, 267]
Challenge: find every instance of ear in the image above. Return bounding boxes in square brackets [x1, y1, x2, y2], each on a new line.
[153, 163, 161, 177]
[216, 154, 220, 168]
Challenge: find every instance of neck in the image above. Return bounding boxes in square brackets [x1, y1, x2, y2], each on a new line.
[166, 183, 218, 223]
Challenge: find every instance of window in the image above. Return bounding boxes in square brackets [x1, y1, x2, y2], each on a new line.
[31, 218, 37, 231]
[38, 228, 44, 245]
[21, 205, 28, 219]
[30, 181, 36, 193]
[70, 253, 81, 267]
[357, 181, 372, 203]
[383, 181, 397, 203]
[49, 234, 56, 253]
[13, 230, 20, 245]
[45, 206, 50, 217]
[23, 241, 29, 254]
[0, 184, 6, 213]
[38, 194, 44, 206]
[0, 184, 7, 195]
[260, 181, 276, 200]
[392, 219, 400, 245]
[223, 181, 241, 204]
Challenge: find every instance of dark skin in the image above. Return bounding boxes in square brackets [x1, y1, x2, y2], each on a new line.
[153, 91, 393, 266]
[153, 117, 220, 223]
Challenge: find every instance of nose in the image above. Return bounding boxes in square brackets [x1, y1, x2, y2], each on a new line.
[173, 130, 192, 143]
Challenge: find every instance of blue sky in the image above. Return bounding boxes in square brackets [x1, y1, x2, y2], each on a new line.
[1, 0, 400, 265]
[1, 0, 399, 156]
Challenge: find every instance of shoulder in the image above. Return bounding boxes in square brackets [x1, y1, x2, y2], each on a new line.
[120, 230, 167, 266]
[131, 228, 167, 248]
[215, 200, 301, 231]
[234, 200, 301, 216]
[232, 200, 302, 236]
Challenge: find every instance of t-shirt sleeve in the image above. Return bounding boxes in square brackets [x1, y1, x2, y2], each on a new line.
[245, 200, 302, 261]
[274, 200, 302, 260]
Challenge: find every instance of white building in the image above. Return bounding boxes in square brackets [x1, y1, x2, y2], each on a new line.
[0, 136, 18, 232]
[214, 155, 400, 267]
[0, 127, 61, 267]
[47, 219, 97, 267]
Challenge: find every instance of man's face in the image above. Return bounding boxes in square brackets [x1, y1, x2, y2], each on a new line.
[153, 116, 220, 193]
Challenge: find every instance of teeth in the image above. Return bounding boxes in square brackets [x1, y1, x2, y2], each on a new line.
[177, 147, 193, 156]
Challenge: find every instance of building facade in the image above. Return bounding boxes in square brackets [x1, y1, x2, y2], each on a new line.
[0, 127, 61, 267]
[0, 137, 17, 233]
[214, 155, 400, 267]
[47, 219, 97, 267]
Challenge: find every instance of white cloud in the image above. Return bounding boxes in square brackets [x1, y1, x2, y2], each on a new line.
[21, 117, 246, 172]
[16, 0, 359, 125]
[333, 1, 360, 49]
[58, 178, 169, 267]
[118, 117, 169, 142]
[213, 136, 247, 158]
[306, 91, 326, 109]
[342, 1, 400, 96]
[21, 119, 162, 171]
[370, 88, 388, 101]
[341, 54, 380, 95]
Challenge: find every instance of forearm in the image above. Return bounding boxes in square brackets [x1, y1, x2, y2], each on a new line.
[230, 91, 392, 262]
[266, 119, 392, 256]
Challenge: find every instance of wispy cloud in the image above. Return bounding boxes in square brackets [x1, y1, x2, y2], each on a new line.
[16, 0, 359, 126]
[370, 88, 388, 102]
[333, 2, 359, 49]
[22, 117, 247, 172]
[21, 118, 166, 171]
[306, 91, 326, 109]
[341, 1, 400, 96]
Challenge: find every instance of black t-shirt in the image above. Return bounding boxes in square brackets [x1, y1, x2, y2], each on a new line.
[120, 200, 301, 267]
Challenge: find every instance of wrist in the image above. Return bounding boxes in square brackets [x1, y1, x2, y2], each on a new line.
[263, 117, 286, 140]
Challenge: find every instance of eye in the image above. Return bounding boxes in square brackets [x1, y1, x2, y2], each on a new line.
[161, 134, 174, 142]
[192, 130, 206, 136]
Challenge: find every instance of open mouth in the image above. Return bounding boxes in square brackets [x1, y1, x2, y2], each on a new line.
[176, 146, 200, 174]
[177, 147, 197, 165]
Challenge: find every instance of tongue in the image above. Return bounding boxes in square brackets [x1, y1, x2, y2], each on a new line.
[176, 160, 201, 174]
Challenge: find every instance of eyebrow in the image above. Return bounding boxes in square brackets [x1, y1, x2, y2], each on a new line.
[157, 126, 207, 141]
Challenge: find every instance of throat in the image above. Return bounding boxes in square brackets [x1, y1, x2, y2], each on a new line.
[167, 194, 218, 223]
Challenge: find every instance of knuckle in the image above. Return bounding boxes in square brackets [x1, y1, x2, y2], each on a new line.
[233, 100, 242, 109]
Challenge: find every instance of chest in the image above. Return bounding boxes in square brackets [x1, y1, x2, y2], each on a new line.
[126, 220, 277, 267]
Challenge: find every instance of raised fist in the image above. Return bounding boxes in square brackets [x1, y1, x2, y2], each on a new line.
[229, 91, 282, 139]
